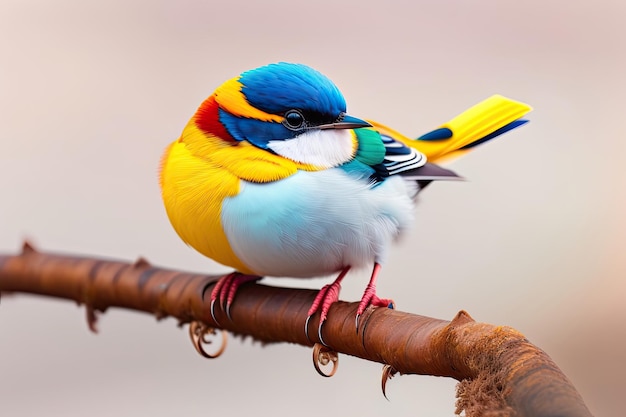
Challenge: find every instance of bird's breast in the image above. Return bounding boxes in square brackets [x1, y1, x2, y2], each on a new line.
[220, 169, 416, 278]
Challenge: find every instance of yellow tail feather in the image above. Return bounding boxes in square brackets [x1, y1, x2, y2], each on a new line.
[368, 95, 532, 163]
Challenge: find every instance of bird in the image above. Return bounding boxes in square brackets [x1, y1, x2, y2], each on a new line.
[159, 62, 531, 342]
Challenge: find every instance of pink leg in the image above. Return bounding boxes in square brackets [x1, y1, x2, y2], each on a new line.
[355, 263, 395, 330]
[307, 266, 351, 322]
[305, 266, 351, 343]
[210, 272, 260, 323]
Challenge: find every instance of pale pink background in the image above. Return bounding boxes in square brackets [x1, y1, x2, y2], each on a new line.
[1, 1, 624, 416]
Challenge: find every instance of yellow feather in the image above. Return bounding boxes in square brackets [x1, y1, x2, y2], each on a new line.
[368, 95, 532, 163]
[160, 136, 253, 273]
[214, 77, 283, 123]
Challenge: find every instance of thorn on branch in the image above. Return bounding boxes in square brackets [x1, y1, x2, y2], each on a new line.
[312, 343, 339, 377]
[21, 241, 37, 255]
[132, 257, 151, 269]
[188, 321, 227, 359]
[450, 310, 475, 326]
[86, 305, 99, 333]
[154, 310, 168, 321]
[381, 364, 399, 400]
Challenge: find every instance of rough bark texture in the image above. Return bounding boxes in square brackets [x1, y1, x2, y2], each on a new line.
[0, 243, 593, 417]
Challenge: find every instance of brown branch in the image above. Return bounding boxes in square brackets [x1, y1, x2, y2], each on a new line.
[0, 243, 592, 417]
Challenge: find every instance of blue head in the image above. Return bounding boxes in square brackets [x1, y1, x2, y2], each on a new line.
[200, 63, 370, 150]
[240, 62, 347, 119]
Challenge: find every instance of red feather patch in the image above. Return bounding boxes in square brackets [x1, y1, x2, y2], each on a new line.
[194, 95, 237, 142]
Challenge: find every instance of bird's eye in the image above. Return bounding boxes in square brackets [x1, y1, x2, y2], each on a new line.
[283, 110, 305, 130]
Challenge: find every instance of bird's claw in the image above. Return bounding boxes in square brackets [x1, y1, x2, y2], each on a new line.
[318, 320, 327, 347]
[225, 302, 234, 322]
[208, 273, 260, 325]
[304, 314, 329, 346]
[210, 299, 220, 326]
[304, 267, 350, 344]
[304, 315, 312, 343]
[355, 292, 395, 333]
[353, 262, 395, 333]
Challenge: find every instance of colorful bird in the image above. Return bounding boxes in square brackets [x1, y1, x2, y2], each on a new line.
[160, 62, 531, 342]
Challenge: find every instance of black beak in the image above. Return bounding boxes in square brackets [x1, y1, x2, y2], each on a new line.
[317, 114, 372, 130]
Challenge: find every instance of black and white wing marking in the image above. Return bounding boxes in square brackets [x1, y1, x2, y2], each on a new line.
[380, 134, 461, 184]
[381, 134, 427, 176]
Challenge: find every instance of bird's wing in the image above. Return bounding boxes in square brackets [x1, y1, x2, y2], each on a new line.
[345, 127, 461, 185]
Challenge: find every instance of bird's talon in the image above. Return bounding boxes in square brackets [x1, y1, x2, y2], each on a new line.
[318, 320, 328, 347]
[210, 299, 221, 326]
[304, 315, 314, 344]
[304, 266, 350, 342]
[225, 302, 234, 322]
[209, 273, 261, 326]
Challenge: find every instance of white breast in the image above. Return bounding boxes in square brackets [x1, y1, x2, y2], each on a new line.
[266, 129, 354, 168]
[220, 169, 415, 278]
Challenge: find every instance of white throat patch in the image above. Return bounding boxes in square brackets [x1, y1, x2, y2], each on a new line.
[266, 129, 355, 168]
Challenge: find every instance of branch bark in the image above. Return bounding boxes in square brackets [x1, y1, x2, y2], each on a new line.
[0, 243, 592, 417]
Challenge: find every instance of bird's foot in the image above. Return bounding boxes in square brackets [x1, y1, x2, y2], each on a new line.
[210, 272, 260, 324]
[355, 287, 395, 330]
[355, 263, 395, 331]
[305, 266, 351, 345]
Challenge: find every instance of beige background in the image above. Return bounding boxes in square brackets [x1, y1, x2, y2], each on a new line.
[1, 1, 624, 415]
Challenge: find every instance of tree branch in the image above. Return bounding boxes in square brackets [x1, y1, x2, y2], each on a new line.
[0, 243, 592, 417]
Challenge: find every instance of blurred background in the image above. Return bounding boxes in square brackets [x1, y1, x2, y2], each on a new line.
[1, 0, 624, 415]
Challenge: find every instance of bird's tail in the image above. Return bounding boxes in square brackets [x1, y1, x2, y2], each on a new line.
[368, 95, 532, 163]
